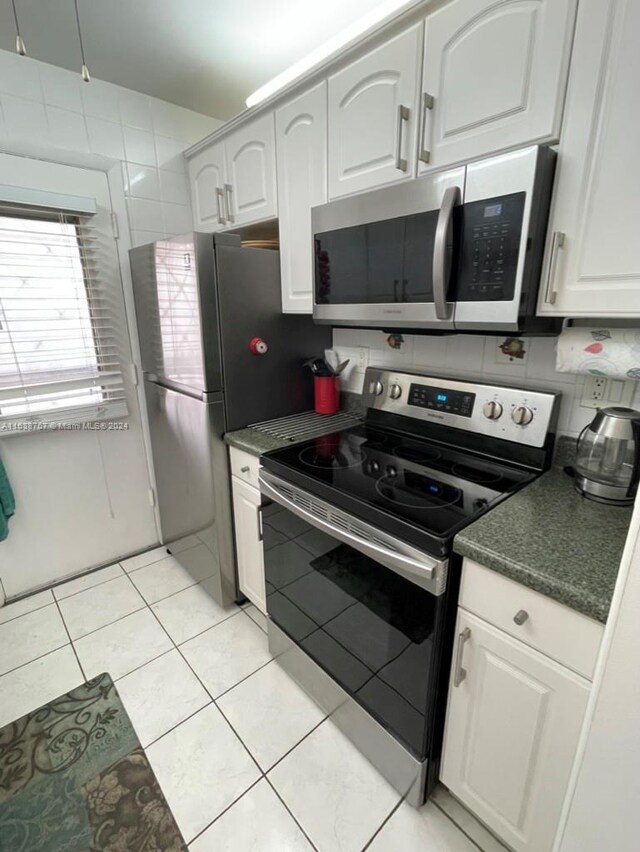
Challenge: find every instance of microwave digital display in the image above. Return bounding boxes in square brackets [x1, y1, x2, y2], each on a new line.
[483, 203, 503, 218]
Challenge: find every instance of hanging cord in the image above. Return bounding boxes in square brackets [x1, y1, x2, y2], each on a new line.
[11, 0, 26, 55]
[74, 0, 91, 82]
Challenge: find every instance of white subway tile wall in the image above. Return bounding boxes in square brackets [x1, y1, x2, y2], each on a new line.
[332, 328, 640, 437]
[0, 48, 222, 245]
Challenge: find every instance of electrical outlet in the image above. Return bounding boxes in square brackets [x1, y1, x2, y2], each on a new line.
[356, 346, 369, 373]
[585, 376, 607, 404]
[581, 375, 635, 409]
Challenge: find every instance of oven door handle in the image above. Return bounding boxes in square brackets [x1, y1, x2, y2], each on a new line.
[259, 470, 447, 595]
[433, 185, 461, 321]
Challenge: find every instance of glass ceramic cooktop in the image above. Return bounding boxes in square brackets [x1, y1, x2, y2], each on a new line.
[262, 424, 535, 542]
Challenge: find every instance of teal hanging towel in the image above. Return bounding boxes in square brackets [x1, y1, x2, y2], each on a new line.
[0, 456, 15, 542]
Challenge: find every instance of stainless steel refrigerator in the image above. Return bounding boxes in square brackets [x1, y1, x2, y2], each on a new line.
[129, 232, 331, 606]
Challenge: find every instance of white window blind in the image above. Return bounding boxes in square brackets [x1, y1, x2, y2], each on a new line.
[0, 206, 128, 432]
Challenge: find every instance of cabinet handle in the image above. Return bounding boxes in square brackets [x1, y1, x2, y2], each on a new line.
[433, 185, 461, 320]
[418, 92, 435, 164]
[543, 231, 565, 305]
[215, 187, 226, 225]
[395, 105, 410, 172]
[257, 506, 264, 541]
[513, 609, 529, 625]
[453, 626, 471, 687]
[241, 465, 250, 473]
[224, 183, 235, 223]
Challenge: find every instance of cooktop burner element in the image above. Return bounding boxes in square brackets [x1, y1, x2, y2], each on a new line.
[298, 445, 366, 470]
[375, 475, 463, 510]
[395, 445, 442, 465]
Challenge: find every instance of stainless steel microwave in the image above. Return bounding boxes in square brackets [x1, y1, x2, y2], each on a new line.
[312, 146, 559, 334]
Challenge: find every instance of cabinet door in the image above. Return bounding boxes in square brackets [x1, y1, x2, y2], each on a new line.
[419, 0, 576, 173]
[276, 83, 327, 313]
[328, 25, 422, 199]
[441, 610, 589, 852]
[188, 141, 228, 232]
[225, 113, 277, 227]
[538, 0, 640, 315]
[231, 476, 266, 613]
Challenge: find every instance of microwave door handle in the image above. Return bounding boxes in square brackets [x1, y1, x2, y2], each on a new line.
[433, 185, 461, 320]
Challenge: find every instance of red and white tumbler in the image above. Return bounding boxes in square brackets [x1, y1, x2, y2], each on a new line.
[314, 376, 340, 415]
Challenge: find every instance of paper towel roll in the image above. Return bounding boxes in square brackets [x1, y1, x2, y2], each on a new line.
[556, 327, 640, 380]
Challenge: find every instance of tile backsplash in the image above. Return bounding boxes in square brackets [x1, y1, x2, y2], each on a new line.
[331, 328, 640, 437]
[0, 49, 222, 246]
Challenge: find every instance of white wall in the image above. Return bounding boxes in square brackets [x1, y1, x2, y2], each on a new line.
[332, 328, 640, 437]
[0, 49, 223, 597]
[0, 48, 222, 247]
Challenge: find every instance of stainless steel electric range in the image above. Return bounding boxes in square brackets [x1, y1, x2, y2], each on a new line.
[259, 368, 559, 806]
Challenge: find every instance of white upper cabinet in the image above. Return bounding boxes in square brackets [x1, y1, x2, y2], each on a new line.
[441, 609, 590, 852]
[328, 25, 422, 198]
[538, 0, 640, 316]
[225, 113, 278, 227]
[276, 83, 327, 313]
[418, 0, 576, 173]
[188, 115, 277, 232]
[188, 140, 227, 232]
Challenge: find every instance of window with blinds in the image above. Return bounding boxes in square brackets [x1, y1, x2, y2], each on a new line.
[0, 206, 128, 432]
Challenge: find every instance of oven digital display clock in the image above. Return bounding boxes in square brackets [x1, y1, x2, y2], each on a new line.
[408, 384, 476, 417]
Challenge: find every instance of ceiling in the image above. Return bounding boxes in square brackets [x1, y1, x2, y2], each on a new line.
[0, 0, 390, 119]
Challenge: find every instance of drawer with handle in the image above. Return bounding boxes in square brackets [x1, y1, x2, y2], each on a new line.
[459, 558, 604, 680]
[229, 446, 261, 489]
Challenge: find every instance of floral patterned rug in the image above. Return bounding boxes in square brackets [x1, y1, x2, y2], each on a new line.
[0, 673, 186, 851]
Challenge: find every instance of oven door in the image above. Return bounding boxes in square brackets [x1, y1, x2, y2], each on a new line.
[312, 168, 465, 330]
[259, 469, 449, 761]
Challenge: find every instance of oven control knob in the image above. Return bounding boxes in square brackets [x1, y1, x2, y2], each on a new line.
[386, 465, 398, 478]
[389, 383, 402, 400]
[482, 400, 503, 421]
[512, 405, 534, 426]
[369, 380, 384, 396]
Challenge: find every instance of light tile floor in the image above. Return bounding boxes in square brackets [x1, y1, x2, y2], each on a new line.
[0, 550, 500, 851]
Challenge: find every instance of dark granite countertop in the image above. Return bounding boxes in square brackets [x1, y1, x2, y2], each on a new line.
[225, 426, 298, 456]
[454, 442, 632, 623]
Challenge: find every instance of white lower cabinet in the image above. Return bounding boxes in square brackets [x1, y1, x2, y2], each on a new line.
[441, 608, 590, 851]
[231, 474, 266, 614]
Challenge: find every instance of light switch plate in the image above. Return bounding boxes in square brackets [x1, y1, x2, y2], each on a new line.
[581, 375, 635, 409]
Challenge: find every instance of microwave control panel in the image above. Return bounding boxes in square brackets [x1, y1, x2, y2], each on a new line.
[456, 191, 525, 302]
